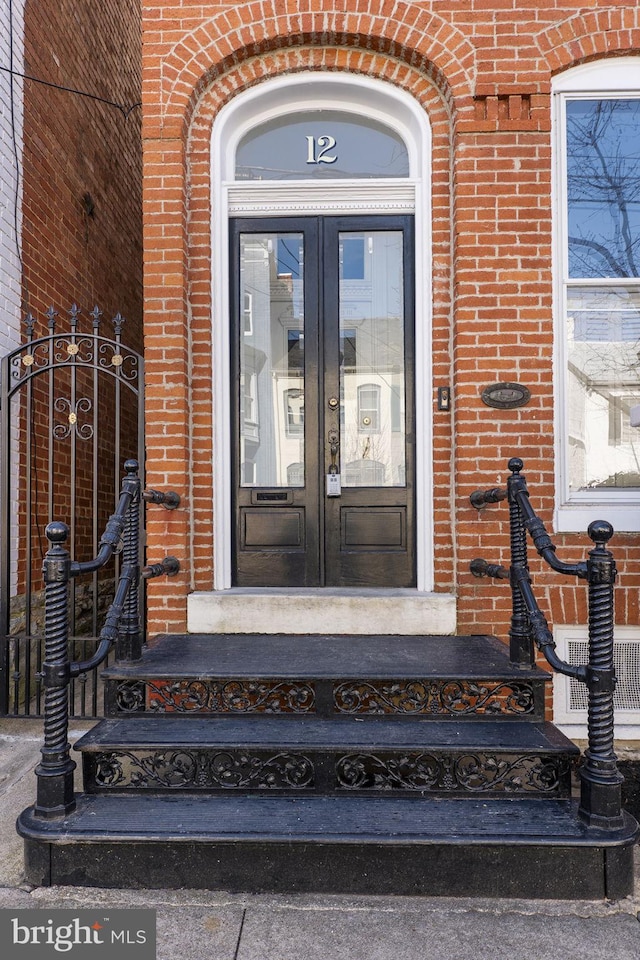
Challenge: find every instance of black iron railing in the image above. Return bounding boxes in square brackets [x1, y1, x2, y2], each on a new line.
[35, 460, 179, 819]
[470, 456, 624, 830]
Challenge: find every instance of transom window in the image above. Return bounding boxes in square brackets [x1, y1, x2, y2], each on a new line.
[236, 111, 409, 180]
[555, 61, 640, 529]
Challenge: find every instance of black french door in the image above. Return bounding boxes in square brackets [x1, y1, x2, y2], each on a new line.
[231, 215, 415, 587]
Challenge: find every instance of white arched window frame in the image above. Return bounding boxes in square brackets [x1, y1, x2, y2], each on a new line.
[210, 73, 434, 588]
[553, 59, 640, 533]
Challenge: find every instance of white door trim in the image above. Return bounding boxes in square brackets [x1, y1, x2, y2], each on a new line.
[210, 72, 434, 590]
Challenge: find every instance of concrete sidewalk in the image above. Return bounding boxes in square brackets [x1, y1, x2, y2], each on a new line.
[1, 720, 639, 960]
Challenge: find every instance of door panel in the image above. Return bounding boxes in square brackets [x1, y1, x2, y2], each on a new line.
[231, 216, 415, 587]
[241, 509, 305, 547]
[231, 219, 320, 586]
[324, 219, 414, 586]
[341, 508, 406, 547]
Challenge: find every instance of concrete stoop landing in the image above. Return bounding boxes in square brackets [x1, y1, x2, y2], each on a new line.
[17, 633, 639, 899]
[186, 589, 458, 635]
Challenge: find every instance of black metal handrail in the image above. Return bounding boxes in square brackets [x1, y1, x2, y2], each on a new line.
[507, 460, 587, 580]
[470, 456, 624, 830]
[34, 460, 180, 819]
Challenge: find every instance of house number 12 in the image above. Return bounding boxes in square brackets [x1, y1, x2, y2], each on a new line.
[305, 135, 337, 164]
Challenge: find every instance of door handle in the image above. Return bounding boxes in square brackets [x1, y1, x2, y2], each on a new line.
[326, 428, 341, 496]
[328, 429, 339, 470]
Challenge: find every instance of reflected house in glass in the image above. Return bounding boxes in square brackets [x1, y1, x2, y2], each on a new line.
[564, 99, 640, 491]
[338, 231, 406, 487]
[239, 232, 306, 488]
[239, 230, 406, 491]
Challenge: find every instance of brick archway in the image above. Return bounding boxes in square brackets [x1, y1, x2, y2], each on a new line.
[152, 1, 476, 138]
[536, 7, 640, 75]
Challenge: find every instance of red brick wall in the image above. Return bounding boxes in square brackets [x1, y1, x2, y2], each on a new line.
[141, 1, 640, 640]
[22, 0, 142, 341]
[15, 0, 142, 585]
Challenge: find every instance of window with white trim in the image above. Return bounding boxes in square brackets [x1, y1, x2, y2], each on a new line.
[554, 61, 640, 531]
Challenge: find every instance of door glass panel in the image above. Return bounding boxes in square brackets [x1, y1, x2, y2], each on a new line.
[239, 232, 304, 486]
[339, 231, 405, 486]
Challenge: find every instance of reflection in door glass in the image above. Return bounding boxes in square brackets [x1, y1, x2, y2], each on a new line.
[239, 233, 304, 487]
[339, 231, 405, 486]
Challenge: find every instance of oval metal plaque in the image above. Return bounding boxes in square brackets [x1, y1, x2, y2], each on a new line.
[481, 382, 531, 409]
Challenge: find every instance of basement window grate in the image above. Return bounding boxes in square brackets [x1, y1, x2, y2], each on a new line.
[566, 639, 640, 712]
[554, 627, 640, 737]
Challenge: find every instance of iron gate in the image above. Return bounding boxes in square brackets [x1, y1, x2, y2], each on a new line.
[0, 307, 144, 717]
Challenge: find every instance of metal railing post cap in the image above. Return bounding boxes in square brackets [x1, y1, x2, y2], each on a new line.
[43, 523, 71, 584]
[508, 457, 523, 474]
[124, 458, 139, 475]
[45, 520, 69, 544]
[588, 519, 614, 545]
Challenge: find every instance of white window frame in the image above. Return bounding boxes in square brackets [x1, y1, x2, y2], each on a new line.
[210, 73, 433, 589]
[357, 382, 381, 434]
[554, 59, 640, 533]
[242, 292, 253, 335]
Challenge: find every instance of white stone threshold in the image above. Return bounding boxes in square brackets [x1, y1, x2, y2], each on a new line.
[187, 589, 457, 636]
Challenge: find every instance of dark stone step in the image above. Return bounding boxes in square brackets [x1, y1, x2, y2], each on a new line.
[77, 716, 578, 751]
[104, 633, 549, 680]
[76, 716, 578, 798]
[104, 634, 549, 719]
[18, 795, 638, 898]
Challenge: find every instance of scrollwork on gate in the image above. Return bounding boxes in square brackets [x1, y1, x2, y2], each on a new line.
[53, 397, 94, 440]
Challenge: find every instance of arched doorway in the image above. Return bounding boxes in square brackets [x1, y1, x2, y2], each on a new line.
[210, 73, 433, 591]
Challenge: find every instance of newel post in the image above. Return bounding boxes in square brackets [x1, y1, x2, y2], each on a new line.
[34, 522, 76, 819]
[578, 520, 624, 829]
[506, 457, 534, 667]
[115, 459, 142, 662]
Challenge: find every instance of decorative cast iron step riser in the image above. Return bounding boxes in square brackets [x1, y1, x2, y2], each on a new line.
[82, 749, 574, 797]
[106, 676, 546, 719]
